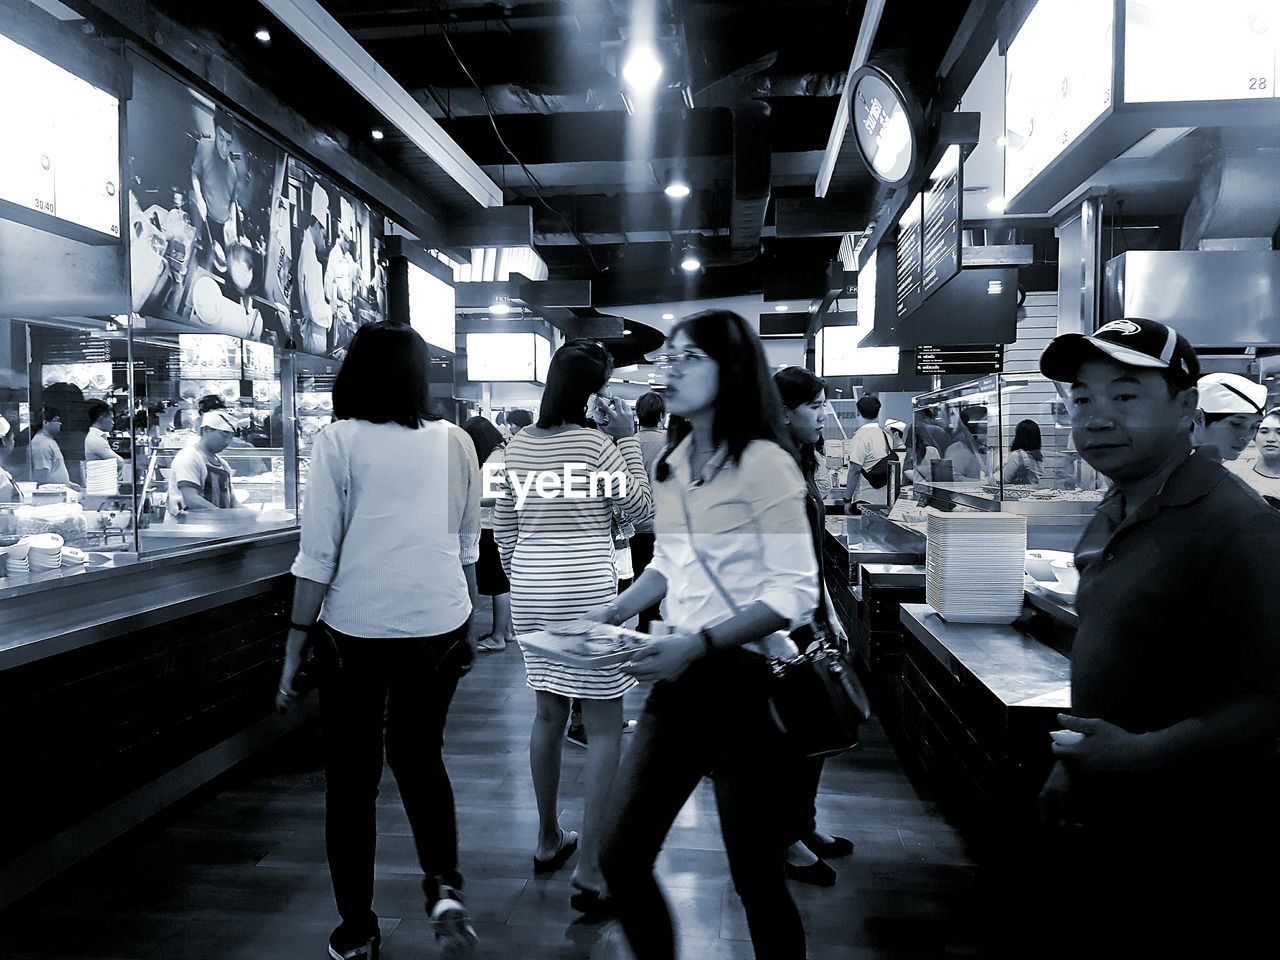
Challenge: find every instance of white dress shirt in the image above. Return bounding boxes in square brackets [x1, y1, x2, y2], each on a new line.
[647, 437, 819, 657]
[292, 418, 482, 638]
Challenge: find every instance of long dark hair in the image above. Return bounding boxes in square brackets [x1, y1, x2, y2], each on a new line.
[537, 339, 613, 429]
[463, 415, 505, 466]
[654, 310, 794, 481]
[333, 322, 438, 428]
[1010, 418, 1044, 460]
[773, 366, 825, 483]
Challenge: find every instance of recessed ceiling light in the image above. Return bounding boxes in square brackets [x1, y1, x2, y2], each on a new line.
[987, 197, 1007, 213]
[661, 312, 675, 321]
[680, 254, 702, 273]
[996, 135, 1008, 148]
[371, 128, 385, 141]
[255, 28, 271, 44]
[622, 48, 663, 92]
[624, 328, 633, 335]
[774, 304, 789, 312]
[664, 180, 691, 199]
[491, 301, 511, 315]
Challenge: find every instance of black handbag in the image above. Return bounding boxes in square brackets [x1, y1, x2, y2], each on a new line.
[677, 487, 871, 758]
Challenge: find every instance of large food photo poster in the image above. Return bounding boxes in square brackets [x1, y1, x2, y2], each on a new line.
[126, 54, 386, 357]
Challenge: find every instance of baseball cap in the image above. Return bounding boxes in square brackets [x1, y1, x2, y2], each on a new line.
[885, 419, 907, 434]
[1197, 372, 1268, 415]
[1040, 318, 1199, 387]
[201, 410, 238, 433]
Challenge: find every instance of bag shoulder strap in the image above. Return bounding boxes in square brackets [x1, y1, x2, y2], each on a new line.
[677, 485, 743, 615]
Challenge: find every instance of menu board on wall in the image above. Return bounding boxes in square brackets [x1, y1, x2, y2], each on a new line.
[1124, 0, 1278, 103]
[922, 146, 961, 299]
[1005, 0, 1114, 200]
[242, 340, 276, 381]
[0, 32, 121, 238]
[126, 53, 387, 358]
[407, 260, 456, 353]
[178, 333, 243, 380]
[895, 199, 923, 319]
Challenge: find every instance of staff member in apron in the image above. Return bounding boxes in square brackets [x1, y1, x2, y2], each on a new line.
[170, 410, 241, 512]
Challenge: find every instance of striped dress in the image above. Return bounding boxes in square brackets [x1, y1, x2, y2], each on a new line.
[494, 427, 652, 698]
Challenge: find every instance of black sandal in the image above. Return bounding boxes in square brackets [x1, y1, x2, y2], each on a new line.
[533, 828, 579, 873]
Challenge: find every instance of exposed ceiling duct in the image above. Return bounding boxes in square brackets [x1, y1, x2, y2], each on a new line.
[1181, 149, 1280, 250]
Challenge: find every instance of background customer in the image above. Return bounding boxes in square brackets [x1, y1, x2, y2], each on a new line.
[463, 416, 515, 653]
[276, 322, 483, 960]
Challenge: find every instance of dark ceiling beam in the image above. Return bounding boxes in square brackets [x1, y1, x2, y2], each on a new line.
[346, 14, 572, 41]
[76, 0, 454, 244]
[455, 278, 592, 308]
[444, 204, 534, 247]
[774, 197, 868, 238]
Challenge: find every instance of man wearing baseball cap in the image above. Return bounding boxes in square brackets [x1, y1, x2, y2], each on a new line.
[169, 410, 242, 512]
[1033, 318, 1280, 950]
[1192, 371, 1269, 463]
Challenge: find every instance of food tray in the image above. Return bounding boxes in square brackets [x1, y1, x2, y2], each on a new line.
[518, 624, 650, 667]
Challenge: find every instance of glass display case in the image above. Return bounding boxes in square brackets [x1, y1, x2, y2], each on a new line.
[1, 315, 302, 582]
[906, 373, 1101, 550]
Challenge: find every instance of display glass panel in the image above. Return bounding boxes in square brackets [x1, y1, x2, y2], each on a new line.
[1005, 0, 1115, 201]
[1125, 0, 1278, 103]
[407, 261, 456, 353]
[0, 32, 121, 238]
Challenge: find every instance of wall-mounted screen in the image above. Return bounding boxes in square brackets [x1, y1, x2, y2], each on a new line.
[815, 324, 899, 377]
[407, 261, 456, 353]
[242, 339, 276, 381]
[1005, 0, 1114, 201]
[1125, 0, 1278, 103]
[535, 334, 551, 383]
[465, 332, 550, 382]
[178, 333, 242, 380]
[0, 32, 121, 238]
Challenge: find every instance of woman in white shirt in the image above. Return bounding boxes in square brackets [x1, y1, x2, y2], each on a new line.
[589, 311, 819, 960]
[276, 322, 482, 960]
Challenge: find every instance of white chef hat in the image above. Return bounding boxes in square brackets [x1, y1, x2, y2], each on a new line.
[0, 414, 10, 439]
[1197, 372, 1268, 415]
[310, 182, 330, 224]
[201, 410, 238, 433]
[885, 419, 907, 435]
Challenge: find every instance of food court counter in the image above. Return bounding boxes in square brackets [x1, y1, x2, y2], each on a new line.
[0, 531, 308, 909]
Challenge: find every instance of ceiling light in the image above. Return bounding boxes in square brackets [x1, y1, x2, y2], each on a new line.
[371, 128, 385, 141]
[664, 179, 691, 199]
[774, 304, 789, 312]
[661, 312, 675, 321]
[680, 252, 702, 273]
[255, 28, 272, 43]
[622, 48, 663, 92]
[624, 328, 633, 335]
[490, 301, 511, 315]
[987, 197, 1007, 213]
[995, 135, 1008, 148]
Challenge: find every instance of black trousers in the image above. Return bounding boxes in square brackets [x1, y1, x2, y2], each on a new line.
[317, 622, 470, 940]
[628, 529, 661, 631]
[600, 651, 805, 960]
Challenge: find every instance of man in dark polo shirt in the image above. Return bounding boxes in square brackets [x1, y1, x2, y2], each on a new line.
[1036, 318, 1280, 950]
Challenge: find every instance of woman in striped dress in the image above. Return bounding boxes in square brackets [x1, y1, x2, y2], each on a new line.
[493, 339, 653, 907]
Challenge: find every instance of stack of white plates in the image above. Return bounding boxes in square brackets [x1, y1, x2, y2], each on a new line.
[27, 533, 64, 572]
[85, 460, 119, 496]
[926, 512, 1027, 624]
[4, 539, 31, 575]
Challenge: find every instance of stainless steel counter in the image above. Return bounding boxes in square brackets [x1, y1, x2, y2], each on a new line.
[860, 562, 926, 588]
[899, 603, 1071, 710]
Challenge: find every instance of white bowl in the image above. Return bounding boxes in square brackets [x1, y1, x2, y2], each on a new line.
[1025, 549, 1072, 582]
[1050, 558, 1080, 591]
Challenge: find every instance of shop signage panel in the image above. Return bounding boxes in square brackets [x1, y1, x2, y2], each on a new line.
[407, 260, 456, 353]
[922, 146, 962, 300]
[849, 65, 923, 187]
[815, 324, 899, 377]
[465, 332, 550, 382]
[0, 32, 121, 239]
[1004, 0, 1115, 201]
[126, 54, 388, 359]
[1124, 0, 1278, 103]
[895, 198, 923, 320]
[915, 344, 1004, 376]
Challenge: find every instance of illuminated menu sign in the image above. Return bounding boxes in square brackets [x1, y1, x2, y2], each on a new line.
[1005, 0, 1114, 201]
[1124, 0, 1278, 103]
[0, 32, 121, 238]
[850, 66, 919, 186]
[922, 146, 961, 300]
[407, 261, 457, 353]
[915, 345, 1004, 376]
[895, 200, 923, 319]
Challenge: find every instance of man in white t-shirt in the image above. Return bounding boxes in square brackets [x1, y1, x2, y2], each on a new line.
[30, 407, 75, 489]
[169, 410, 241, 512]
[844, 394, 890, 504]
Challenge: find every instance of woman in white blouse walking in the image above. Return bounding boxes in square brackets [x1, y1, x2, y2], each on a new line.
[276, 323, 482, 960]
[589, 311, 819, 960]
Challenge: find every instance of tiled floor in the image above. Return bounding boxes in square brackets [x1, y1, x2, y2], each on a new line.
[0, 608, 993, 959]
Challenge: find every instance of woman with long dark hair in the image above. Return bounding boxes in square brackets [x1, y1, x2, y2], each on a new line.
[773, 366, 855, 886]
[493, 338, 652, 909]
[463, 415, 515, 652]
[276, 322, 482, 960]
[1003, 418, 1044, 484]
[589, 311, 819, 960]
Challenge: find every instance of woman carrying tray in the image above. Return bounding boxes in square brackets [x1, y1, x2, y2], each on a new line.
[585, 311, 820, 960]
[493, 339, 652, 910]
